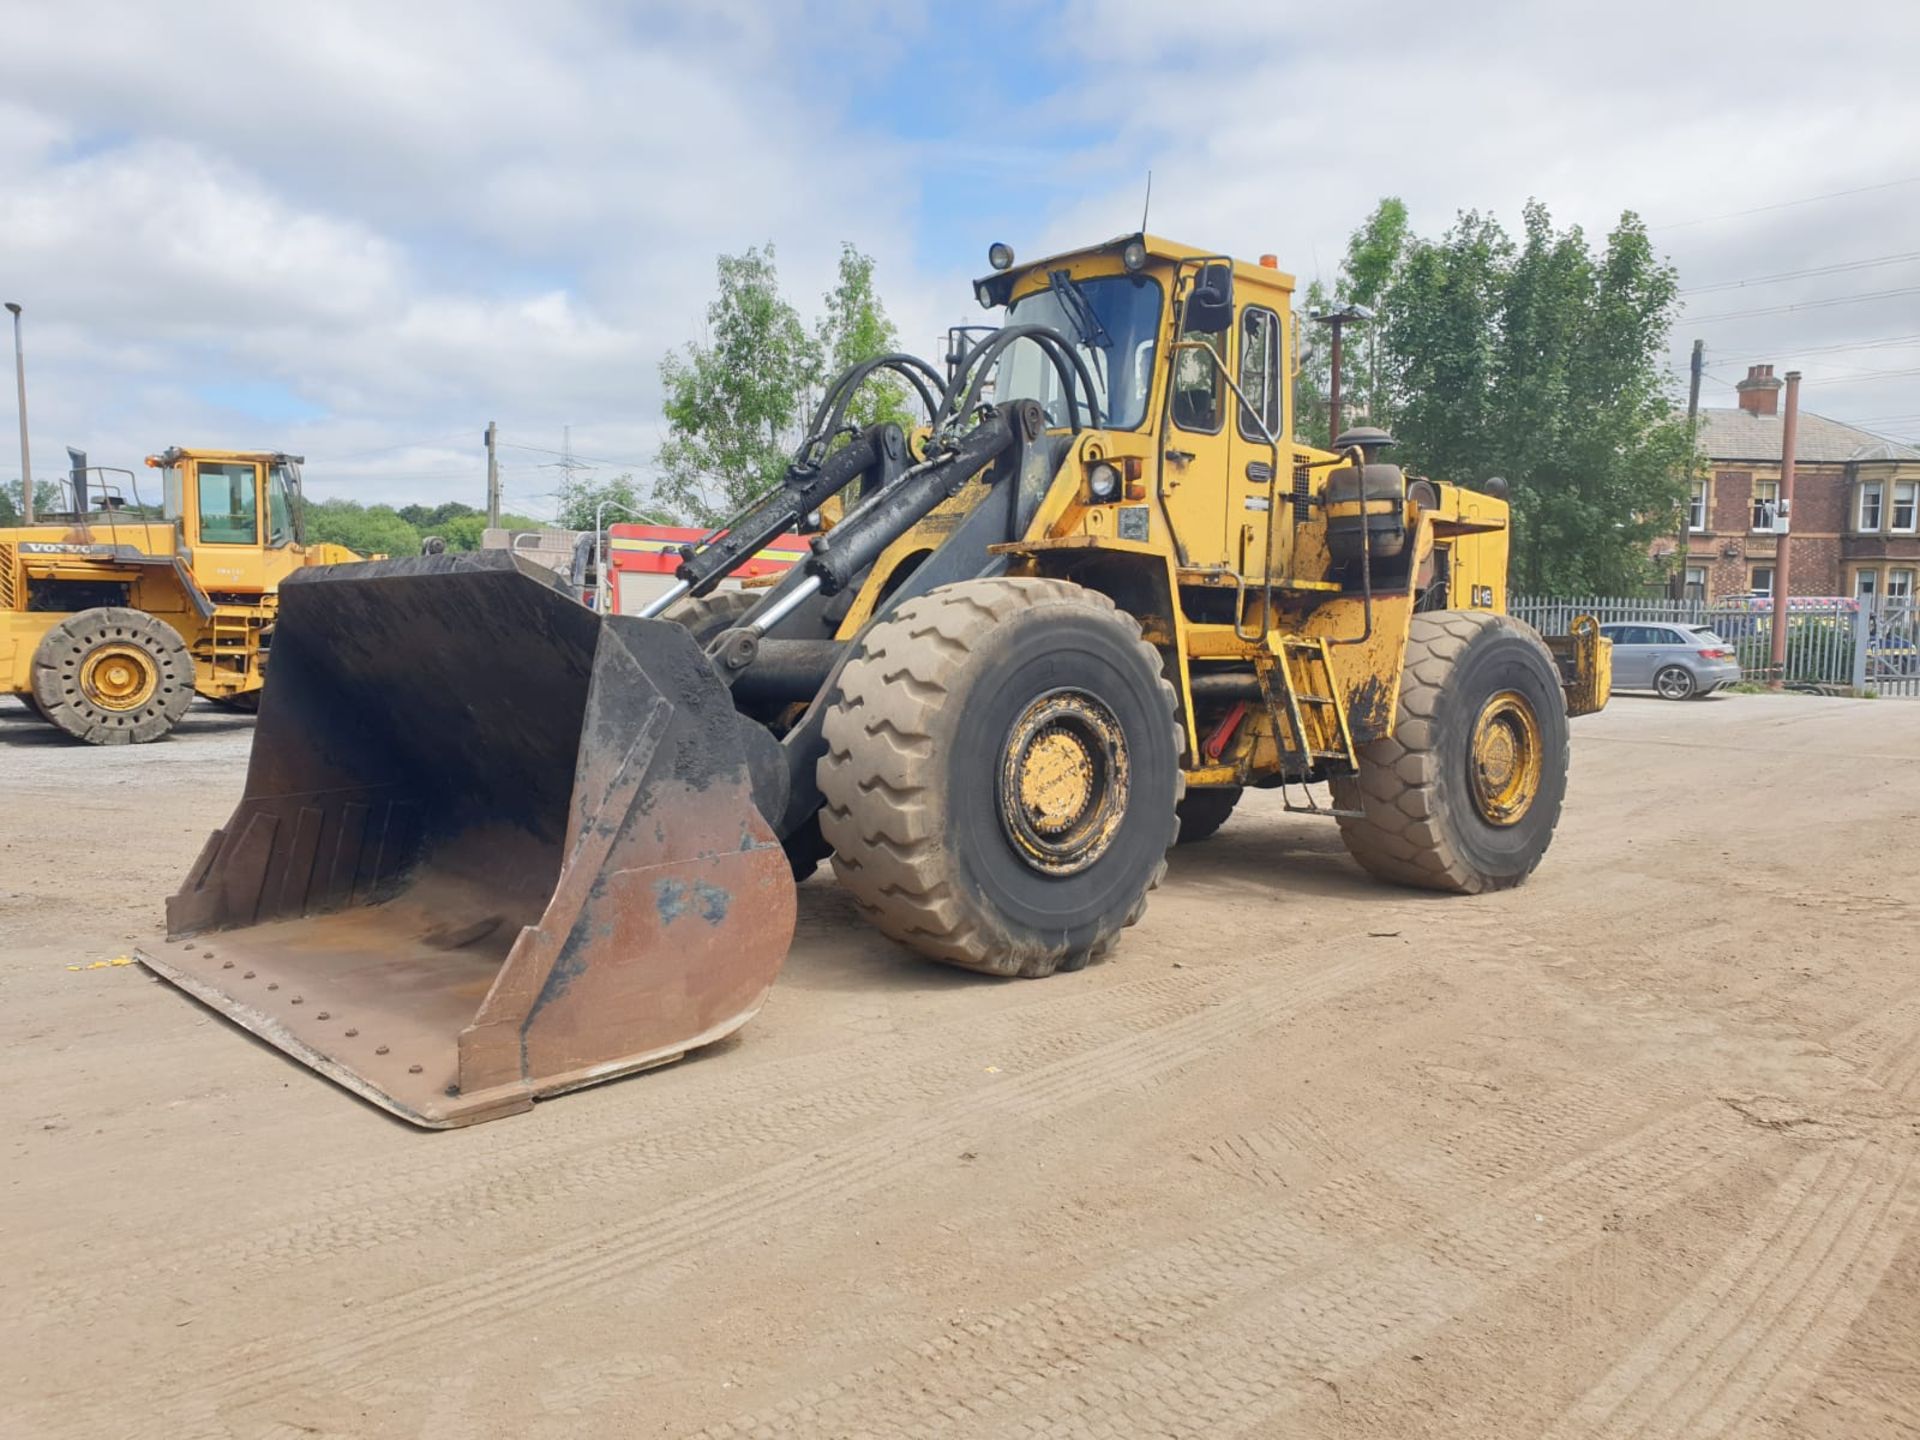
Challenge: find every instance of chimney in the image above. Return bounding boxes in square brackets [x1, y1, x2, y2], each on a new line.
[1736, 363, 1783, 417]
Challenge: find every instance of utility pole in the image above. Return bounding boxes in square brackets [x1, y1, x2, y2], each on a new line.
[6, 303, 31, 524]
[484, 420, 499, 529]
[1767, 370, 1802, 683]
[1311, 303, 1373, 446]
[1674, 339, 1703, 599]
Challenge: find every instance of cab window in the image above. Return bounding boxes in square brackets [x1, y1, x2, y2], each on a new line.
[1170, 313, 1225, 433]
[266, 463, 295, 547]
[1237, 307, 1281, 441]
[197, 463, 260, 545]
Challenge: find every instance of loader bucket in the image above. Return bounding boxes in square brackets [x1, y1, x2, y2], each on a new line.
[136, 551, 796, 1128]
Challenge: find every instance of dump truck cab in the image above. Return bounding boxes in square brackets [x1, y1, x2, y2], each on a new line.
[2, 446, 363, 742]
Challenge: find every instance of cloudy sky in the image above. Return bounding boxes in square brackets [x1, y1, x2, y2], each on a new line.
[3, 0, 1917, 519]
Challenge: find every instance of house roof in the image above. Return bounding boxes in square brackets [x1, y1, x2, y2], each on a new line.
[1697, 407, 1920, 465]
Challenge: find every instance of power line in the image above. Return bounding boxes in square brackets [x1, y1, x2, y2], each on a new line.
[1717, 331, 1920, 361]
[498, 440, 651, 470]
[1685, 284, 1920, 325]
[1806, 363, 1920, 383]
[1652, 174, 1920, 231]
[304, 432, 473, 461]
[1679, 250, 1920, 296]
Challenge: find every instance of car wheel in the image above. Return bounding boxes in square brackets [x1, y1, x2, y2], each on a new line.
[1654, 665, 1696, 701]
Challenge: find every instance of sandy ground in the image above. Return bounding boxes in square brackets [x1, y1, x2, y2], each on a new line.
[4, 691, 1919, 1439]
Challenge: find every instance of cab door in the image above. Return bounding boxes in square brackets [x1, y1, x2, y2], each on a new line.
[1229, 302, 1285, 584]
[185, 458, 270, 594]
[1158, 272, 1237, 571]
[255, 460, 308, 589]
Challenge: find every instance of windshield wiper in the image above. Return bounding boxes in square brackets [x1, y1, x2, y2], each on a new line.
[1048, 269, 1111, 350]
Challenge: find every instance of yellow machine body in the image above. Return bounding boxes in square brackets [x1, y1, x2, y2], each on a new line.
[845, 235, 1610, 795]
[1, 449, 362, 731]
[138, 233, 1610, 1128]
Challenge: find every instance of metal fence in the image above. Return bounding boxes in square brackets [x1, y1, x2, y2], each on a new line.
[1510, 595, 1920, 698]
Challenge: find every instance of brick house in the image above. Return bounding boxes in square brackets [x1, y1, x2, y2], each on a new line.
[1657, 364, 1920, 603]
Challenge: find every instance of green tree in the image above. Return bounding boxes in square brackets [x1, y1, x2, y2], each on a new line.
[1295, 198, 1410, 446]
[657, 245, 819, 525]
[1323, 199, 1688, 596]
[553, 471, 669, 532]
[433, 510, 545, 550]
[1, 478, 66, 526]
[397, 500, 482, 531]
[302, 497, 423, 556]
[813, 242, 914, 433]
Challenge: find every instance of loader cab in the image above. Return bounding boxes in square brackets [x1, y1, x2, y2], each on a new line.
[981, 235, 1300, 578]
[151, 448, 309, 596]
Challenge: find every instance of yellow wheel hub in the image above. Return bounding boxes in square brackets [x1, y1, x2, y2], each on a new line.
[80, 643, 159, 712]
[1018, 731, 1095, 833]
[998, 691, 1131, 876]
[1469, 690, 1542, 826]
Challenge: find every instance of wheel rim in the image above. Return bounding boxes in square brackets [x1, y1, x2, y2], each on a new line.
[1657, 668, 1691, 699]
[79, 642, 160, 712]
[1467, 689, 1542, 827]
[997, 688, 1131, 876]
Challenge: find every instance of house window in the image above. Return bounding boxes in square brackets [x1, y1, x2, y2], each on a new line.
[1751, 479, 1780, 532]
[1687, 479, 1708, 533]
[1855, 568, 1880, 606]
[1684, 565, 1708, 600]
[1889, 568, 1916, 603]
[1858, 481, 1885, 533]
[1749, 564, 1774, 597]
[1893, 480, 1918, 533]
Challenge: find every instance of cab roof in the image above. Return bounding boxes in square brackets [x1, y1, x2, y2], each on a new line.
[973, 232, 1296, 307]
[148, 447, 305, 467]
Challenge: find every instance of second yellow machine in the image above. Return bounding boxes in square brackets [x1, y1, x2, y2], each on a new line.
[144, 234, 1609, 1126]
[1, 448, 362, 741]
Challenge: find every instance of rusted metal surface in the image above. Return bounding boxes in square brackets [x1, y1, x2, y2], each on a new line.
[138, 551, 795, 1127]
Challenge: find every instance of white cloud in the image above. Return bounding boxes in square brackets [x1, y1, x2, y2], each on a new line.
[0, 0, 924, 515]
[2, 0, 1916, 527]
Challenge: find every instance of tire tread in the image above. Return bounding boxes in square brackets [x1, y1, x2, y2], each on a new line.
[819, 577, 1182, 977]
[1333, 610, 1568, 895]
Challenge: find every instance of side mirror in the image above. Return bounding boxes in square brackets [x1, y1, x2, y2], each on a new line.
[1185, 262, 1234, 334]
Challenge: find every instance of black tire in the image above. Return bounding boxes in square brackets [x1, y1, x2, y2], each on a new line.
[664, 587, 829, 879]
[1332, 610, 1569, 894]
[781, 812, 833, 883]
[13, 693, 53, 723]
[1175, 786, 1241, 844]
[1655, 665, 1697, 701]
[664, 588, 762, 645]
[819, 577, 1182, 977]
[30, 608, 195, 745]
[211, 690, 261, 714]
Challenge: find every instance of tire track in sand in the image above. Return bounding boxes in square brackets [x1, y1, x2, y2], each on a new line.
[108, 947, 1408, 1439]
[1538, 991, 1920, 1439]
[1540, 1141, 1920, 1439]
[686, 1067, 1742, 1440]
[22, 964, 1241, 1325]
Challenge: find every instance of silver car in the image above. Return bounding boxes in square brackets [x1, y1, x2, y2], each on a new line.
[1597, 622, 1743, 700]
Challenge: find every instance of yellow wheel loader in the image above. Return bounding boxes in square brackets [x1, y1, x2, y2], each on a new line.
[140, 234, 1610, 1127]
[1, 449, 363, 742]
